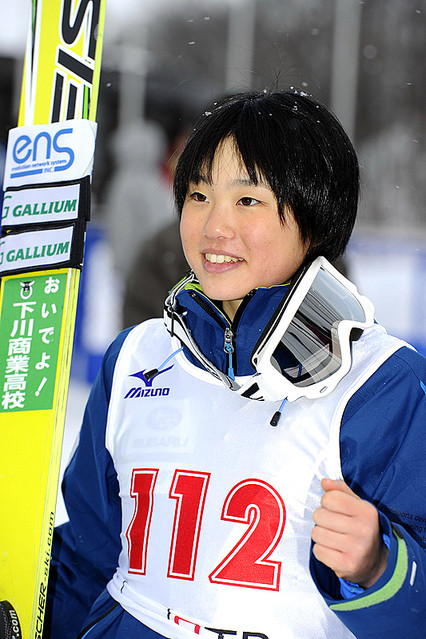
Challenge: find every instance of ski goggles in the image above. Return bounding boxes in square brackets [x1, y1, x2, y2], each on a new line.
[248, 256, 375, 401]
[164, 256, 374, 403]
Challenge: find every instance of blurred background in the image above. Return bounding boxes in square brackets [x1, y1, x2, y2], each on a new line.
[1, 0, 426, 518]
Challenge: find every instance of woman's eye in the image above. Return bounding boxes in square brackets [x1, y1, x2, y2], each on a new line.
[239, 196, 260, 206]
[189, 191, 208, 202]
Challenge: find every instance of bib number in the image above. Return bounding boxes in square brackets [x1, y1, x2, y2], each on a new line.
[126, 469, 286, 591]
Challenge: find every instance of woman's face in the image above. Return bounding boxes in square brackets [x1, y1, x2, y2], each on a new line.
[180, 138, 308, 320]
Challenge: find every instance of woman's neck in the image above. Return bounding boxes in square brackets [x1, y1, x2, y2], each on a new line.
[221, 298, 243, 321]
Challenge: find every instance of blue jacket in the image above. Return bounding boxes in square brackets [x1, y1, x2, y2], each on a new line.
[44, 282, 426, 639]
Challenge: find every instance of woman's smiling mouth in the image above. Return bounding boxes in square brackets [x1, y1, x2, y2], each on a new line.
[204, 253, 244, 264]
[204, 253, 243, 264]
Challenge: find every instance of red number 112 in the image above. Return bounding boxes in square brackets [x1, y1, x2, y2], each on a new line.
[126, 468, 286, 591]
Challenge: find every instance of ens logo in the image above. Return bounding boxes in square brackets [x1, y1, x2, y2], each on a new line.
[12, 127, 75, 178]
[124, 365, 173, 399]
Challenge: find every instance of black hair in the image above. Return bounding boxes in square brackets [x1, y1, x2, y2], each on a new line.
[173, 89, 359, 263]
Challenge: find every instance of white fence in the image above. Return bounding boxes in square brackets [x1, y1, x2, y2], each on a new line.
[347, 230, 426, 357]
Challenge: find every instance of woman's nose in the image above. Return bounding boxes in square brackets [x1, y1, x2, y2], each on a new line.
[202, 204, 236, 240]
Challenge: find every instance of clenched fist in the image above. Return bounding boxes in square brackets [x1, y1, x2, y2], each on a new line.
[312, 478, 389, 588]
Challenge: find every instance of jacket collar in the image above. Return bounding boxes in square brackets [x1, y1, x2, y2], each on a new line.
[172, 275, 290, 376]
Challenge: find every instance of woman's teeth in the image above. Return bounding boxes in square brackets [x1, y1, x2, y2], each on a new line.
[205, 253, 242, 264]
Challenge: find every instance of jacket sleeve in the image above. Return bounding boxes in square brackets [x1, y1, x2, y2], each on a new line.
[310, 346, 426, 638]
[43, 329, 132, 639]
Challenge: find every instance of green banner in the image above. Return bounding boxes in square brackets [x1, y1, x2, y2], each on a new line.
[0, 272, 68, 412]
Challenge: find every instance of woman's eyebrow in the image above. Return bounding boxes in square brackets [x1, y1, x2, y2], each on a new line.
[188, 176, 268, 187]
[228, 177, 268, 187]
[189, 175, 209, 185]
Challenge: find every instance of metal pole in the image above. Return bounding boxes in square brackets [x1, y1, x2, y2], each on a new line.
[118, 43, 149, 125]
[225, 0, 257, 92]
[330, 0, 363, 142]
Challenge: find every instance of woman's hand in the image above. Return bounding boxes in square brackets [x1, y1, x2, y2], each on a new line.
[312, 478, 389, 588]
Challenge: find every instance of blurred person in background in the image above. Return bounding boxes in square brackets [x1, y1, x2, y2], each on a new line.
[104, 118, 175, 283]
[122, 218, 188, 328]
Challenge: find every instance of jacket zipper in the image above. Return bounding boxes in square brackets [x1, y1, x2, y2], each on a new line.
[187, 289, 230, 329]
[223, 326, 235, 379]
[188, 288, 256, 378]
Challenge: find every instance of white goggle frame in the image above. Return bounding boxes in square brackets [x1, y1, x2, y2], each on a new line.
[250, 256, 375, 401]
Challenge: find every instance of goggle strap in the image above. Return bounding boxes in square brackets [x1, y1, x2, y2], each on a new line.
[240, 382, 262, 399]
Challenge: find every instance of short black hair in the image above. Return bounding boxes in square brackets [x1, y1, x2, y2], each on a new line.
[173, 89, 359, 263]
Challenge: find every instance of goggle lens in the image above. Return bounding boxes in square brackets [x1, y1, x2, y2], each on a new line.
[269, 267, 366, 388]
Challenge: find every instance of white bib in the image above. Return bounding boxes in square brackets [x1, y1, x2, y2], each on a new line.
[106, 319, 404, 639]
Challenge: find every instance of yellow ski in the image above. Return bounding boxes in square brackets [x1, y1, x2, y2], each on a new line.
[0, 2, 107, 637]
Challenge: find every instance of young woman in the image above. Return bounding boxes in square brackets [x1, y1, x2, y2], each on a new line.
[45, 90, 426, 639]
